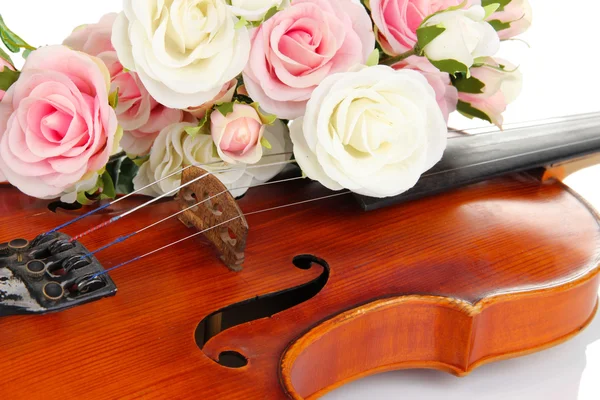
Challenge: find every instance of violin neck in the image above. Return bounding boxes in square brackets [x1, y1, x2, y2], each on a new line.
[358, 113, 600, 211]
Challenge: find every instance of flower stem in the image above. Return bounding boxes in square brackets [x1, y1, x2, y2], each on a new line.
[381, 48, 418, 66]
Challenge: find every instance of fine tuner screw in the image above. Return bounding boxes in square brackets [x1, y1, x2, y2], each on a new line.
[8, 238, 29, 263]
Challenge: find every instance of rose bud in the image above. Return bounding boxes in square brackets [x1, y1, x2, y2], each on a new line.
[455, 58, 523, 128]
[418, 5, 500, 75]
[486, 0, 532, 39]
[210, 104, 266, 165]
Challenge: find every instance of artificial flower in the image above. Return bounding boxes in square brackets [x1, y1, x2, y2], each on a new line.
[228, 0, 290, 22]
[0, 45, 118, 199]
[290, 65, 447, 198]
[243, 0, 375, 119]
[486, 0, 532, 39]
[186, 79, 237, 119]
[455, 58, 523, 127]
[64, 13, 183, 156]
[211, 103, 265, 164]
[393, 56, 458, 122]
[134, 120, 291, 198]
[112, 0, 251, 109]
[419, 5, 500, 74]
[370, 0, 479, 56]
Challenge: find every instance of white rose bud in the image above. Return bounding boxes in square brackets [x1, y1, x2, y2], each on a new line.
[228, 0, 290, 22]
[418, 5, 500, 75]
[112, 0, 251, 109]
[290, 65, 447, 198]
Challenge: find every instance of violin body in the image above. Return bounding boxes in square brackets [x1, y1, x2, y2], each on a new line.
[0, 172, 599, 399]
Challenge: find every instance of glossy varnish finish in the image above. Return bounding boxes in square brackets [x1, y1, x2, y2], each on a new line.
[0, 174, 599, 399]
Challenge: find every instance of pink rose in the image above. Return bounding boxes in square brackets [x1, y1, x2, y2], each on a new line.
[393, 56, 458, 122]
[64, 13, 183, 156]
[370, 0, 480, 55]
[0, 45, 118, 199]
[457, 58, 522, 127]
[488, 0, 532, 39]
[0, 57, 15, 102]
[185, 79, 237, 120]
[243, 0, 375, 119]
[211, 104, 265, 164]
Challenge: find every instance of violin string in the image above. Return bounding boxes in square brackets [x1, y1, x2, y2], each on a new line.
[44, 151, 294, 235]
[79, 175, 305, 260]
[90, 191, 351, 280]
[67, 159, 297, 243]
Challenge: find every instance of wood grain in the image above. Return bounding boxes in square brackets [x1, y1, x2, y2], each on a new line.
[0, 174, 598, 399]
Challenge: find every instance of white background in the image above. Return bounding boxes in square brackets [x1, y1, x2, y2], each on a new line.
[1, 1, 600, 399]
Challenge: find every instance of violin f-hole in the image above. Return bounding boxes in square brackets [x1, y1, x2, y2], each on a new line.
[195, 255, 330, 366]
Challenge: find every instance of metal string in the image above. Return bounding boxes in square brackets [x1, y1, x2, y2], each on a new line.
[67, 159, 296, 243]
[79, 175, 305, 260]
[44, 152, 293, 235]
[90, 191, 351, 279]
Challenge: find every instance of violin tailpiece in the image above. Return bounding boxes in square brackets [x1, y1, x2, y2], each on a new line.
[0, 233, 117, 316]
[176, 166, 248, 272]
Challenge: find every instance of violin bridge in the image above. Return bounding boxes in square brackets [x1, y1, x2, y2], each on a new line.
[0, 233, 117, 316]
[176, 166, 249, 271]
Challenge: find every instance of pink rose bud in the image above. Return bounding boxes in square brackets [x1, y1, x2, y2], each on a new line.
[370, 0, 477, 56]
[211, 104, 265, 165]
[0, 45, 119, 199]
[487, 0, 532, 39]
[64, 13, 183, 156]
[185, 79, 237, 119]
[393, 56, 458, 123]
[0, 57, 15, 102]
[456, 58, 523, 128]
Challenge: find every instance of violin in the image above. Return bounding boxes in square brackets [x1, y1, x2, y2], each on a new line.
[1, 113, 600, 399]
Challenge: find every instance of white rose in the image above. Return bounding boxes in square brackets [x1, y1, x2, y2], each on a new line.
[420, 5, 500, 72]
[112, 0, 251, 109]
[290, 65, 447, 198]
[134, 120, 292, 198]
[59, 173, 101, 204]
[228, 0, 289, 22]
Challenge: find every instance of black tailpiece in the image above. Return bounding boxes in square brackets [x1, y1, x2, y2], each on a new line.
[0, 232, 116, 316]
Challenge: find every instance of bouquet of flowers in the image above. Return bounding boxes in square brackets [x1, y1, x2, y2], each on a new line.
[0, 0, 530, 203]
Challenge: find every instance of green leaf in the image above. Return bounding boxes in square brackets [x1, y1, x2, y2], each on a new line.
[249, 102, 277, 125]
[115, 157, 139, 195]
[260, 136, 272, 150]
[216, 102, 234, 117]
[481, 0, 511, 12]
[457, 100, 492, 123]
[429, 59, 469, 76]
[234, 16, 248, 30]
[416, 25, 446, 50]
[0, 66, 19, 91]
[184, 112, 210, 136]
[22, 48, 31, 59]
[262, 6, 279, 22]
[366, 49, 380, 67]
[483, 3, 500, 19]
[0, 47, 12, 65]
[488, 19, 512, 32]
[0, 15, 36, 53]
[99, 170, 116, 200]
[451, 75, 486, 94]
[108, 89, 119, 109]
